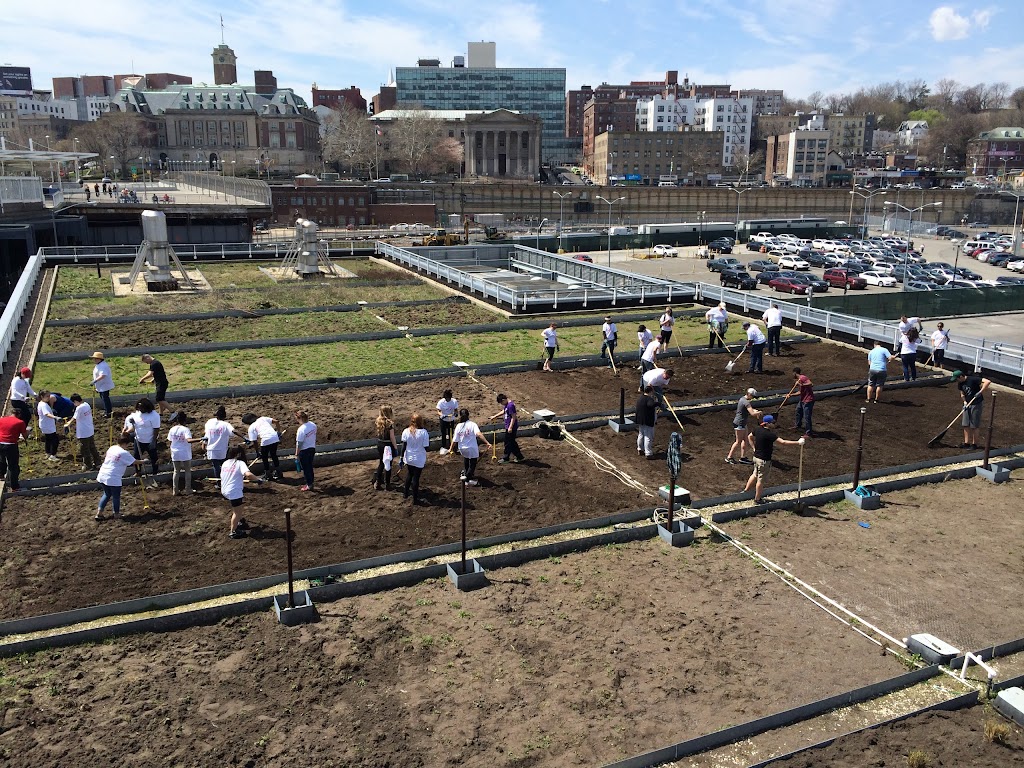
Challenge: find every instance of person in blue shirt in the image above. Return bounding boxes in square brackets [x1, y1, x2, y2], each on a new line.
[866, 339, 894, 403]
[49, 392, 76, 419]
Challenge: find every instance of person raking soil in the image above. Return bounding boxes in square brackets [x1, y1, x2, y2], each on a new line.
[951, 369, 991, 450]
[743, 414, 805, 504]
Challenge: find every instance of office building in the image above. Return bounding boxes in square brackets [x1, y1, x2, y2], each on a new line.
[592, 128, 724, 186]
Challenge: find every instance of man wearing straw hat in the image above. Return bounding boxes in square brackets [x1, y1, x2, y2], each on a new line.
[705, 303, 729, 349]
[90, 352, 115, 418]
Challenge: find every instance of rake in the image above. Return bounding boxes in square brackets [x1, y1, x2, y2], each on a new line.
[927, 393, 981, 447]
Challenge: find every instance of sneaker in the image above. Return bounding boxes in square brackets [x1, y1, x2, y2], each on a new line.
[236, 519, 249, 531]
[498, 458, 509, 464]
[146, 482, 158, 490]
[959, 442, 970, 449]
[459, 473, 467, 481]
[300, 485, 311, 491]
[637, 449, 643, 455]
[466, 479, 479, 486]
[111, 511, 122, 519]
[46, 455, 60, 463]
[229, 531, 244, 539]
[738, 457, 754, 465]
[803, 432, 812, 438]
[510, 457, 522, 463]
[725, 457, 736, 464]
[94, 512, 103, 521]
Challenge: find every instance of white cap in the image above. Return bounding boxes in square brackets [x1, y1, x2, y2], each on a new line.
[718, 302, 726, 309]
[747, 388, 757, 396]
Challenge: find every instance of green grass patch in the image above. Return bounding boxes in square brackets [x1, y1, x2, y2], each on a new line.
[195, 262, 277, 289]
[53, 266, 116, 295]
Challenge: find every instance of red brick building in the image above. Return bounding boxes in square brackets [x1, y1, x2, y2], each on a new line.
[311, 84, 367, 113]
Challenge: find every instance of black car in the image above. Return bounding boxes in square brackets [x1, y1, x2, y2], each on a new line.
[748, 259, 779, 272]
[755, 270, 780, 285]
[790, 273, 830, 292]
[720, 268, 757, 290]
[996, 276, 1024, 285]
[707, 257, 741, 272]
[801, 250, 830, 267]
[708, 241, 734, 254]
[746, 240, 764, 251]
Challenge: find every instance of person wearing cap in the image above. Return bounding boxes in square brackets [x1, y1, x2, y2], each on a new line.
[0, 412, 30, 491]
[9, 367, 35, 424]
[641, 367, 674, 412]
[241, 413, 282, 481]
[726, 387, 760, 465]
[36, 391, 60, 462]
[294, 410, 318, 491]
[67, 394, 101, 471]
[168, 412, 202, 495]
[659, 306, 676, 352]
[637, 325, 654, 368]
[951, 369, 991, 449]
[90, 352, 114, 418]
[139, 354, 169, 415]
[600, 316, 618, 368]
[792, 368, 815, 438]
[743, 414, 805, 503]
[635, 384, 659, 459]
[930, 322, 950, 369]
[705, 303, 729, 349]
[866, 339, 894, 403]
[541, 322, 559, 372]
[743, 321, 768, 373]
[436, 389, 459, 449]
[762, 302, 783, 356]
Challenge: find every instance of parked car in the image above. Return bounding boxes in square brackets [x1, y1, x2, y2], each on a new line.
[777, 255, 810, 270]
[746, 240, 765, 251]
[748, 259, 779, 273]
[756, 270, 782, 285]
[720, 268, 758, 290]
[823, 268, 868, 289]
[572, 254, 594, 262]
[768, 277, 809, 295]
[995, 276, 1024, 285]
[1006, 259, 1024, 272]
[789, 274, 830, 292]
[906, 281, 939, 291]
[860, 271, 898, 287]
[707, 257, 741, 272]
[801, 250, 830, 267]
[708, 240, 734, 254]
[651, 244, 678, 257]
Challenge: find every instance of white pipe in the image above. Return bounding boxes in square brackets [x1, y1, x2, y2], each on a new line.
[959, 651, 997, 682]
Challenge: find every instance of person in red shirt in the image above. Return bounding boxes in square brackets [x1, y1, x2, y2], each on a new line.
[792, 367, 815, 437]
[0, 414, 31, 491]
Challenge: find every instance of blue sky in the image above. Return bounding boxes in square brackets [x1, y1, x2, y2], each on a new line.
[6, 1, 1023, 105]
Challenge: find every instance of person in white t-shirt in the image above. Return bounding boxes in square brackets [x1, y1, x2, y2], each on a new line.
[930, 322, 950, 368]
[36, 391, 60, 461]
[203, 406, 237, 483]
[95, 434, 141, 520]
[294, 410, 318, 491]
[436, 389, 459, 448]
[401, 412, 431, 506]
[743, 322, 768, 373]
[541, 322, 559, 371]
[67, 394, 101, 470]
[762, 303, 784, 356]
[90, 352, 114, 418]
[167, 411, 202, 496]
[705, 303, 729, 349]
[10, 367, 36, 424]
[659, 307, 675, 352]
[642, 367, 674, 411]
[449, 408, 491, 486]
[242, 413, 282, 481]
[221, 445, 263, 539]
[637, 324, 654, 365]
[600, 316, 618, 368]
[123, 398, 161, 485]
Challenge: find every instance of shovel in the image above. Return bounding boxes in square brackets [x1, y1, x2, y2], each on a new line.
[725, 346, 746, 372]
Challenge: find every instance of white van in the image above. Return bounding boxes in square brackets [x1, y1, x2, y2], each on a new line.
[963, 240, 989, 253]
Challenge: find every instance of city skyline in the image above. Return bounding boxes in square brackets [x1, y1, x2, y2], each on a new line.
[5, 0, 1023, 107]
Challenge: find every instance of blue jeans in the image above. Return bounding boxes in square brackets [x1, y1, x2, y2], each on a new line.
[98, 483, 122, 513]
[98, 390, 112, 417]
[748, 343, 765, 372]
[766, 326, 782, 356]
[298, 447, 315, 487]
[901, 353, 917, 381]
[795, 400, 814, 435]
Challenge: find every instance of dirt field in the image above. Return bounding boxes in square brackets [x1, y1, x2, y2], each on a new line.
[0, 540, 907, 767]
[768, 705, 1024, 767]
[727, 475, 1024, 652]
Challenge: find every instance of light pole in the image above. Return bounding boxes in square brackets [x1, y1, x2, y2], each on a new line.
[553, 191, 572, 252]
[73, 137, 80, 184]
[950, 240, 963, 289]
[596, 195, 625, 267]
[884, 200, 942, 291]
[535, 218, 548, 250]
[727, 186, 752, 243]
[698, 210, 706, 246]
[138, 156, 147, 199]
[850, 187, 886, 238]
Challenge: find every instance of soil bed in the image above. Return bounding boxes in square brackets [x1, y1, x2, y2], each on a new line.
[726, 475, 1024, 652]
[0, 540, 905, 767]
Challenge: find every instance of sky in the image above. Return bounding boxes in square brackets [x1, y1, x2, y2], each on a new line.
[5, 0, 1023, 106]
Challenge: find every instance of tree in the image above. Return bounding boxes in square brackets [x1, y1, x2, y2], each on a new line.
[1010, 87, 1024, 112]
[322, 105, 376, 179]
[386, 108, 448, 178]
[732, 145, 765, 182]
[907, 109, 943, 126]
[74, 111, 153, 177]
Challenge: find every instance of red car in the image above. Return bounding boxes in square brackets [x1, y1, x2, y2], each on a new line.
[822, 268, 868, 289]
[572, 254, 594, 262]
[768, 277, 809, 295]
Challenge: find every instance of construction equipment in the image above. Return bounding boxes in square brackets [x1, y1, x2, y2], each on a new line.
[418, 228, 465, 247]
[484, 226, 506, 241]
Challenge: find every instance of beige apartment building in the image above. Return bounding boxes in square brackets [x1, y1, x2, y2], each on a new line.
[592, 128, 724, 186]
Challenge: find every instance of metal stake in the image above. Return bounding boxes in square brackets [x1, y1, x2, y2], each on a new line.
[983, 392, 997, 470]
[668, 473, 676, 530]
[852, 406, 867, 490]
[461, 478, 467, 572]
[284, 507, 295, 608]
[619, 387, 626, 425]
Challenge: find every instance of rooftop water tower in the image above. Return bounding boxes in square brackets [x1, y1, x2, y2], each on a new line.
[278, 218, 339, 278]
[125, 210, 196, 291]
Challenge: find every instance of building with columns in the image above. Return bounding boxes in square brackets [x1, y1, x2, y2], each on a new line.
[465, 110, 542, 178]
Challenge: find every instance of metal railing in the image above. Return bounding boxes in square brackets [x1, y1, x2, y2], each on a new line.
[177, 171, 271, 206]
[0, 252, 44, 377]
[39, 243, 289, 263]
[0, 176, 44, 206]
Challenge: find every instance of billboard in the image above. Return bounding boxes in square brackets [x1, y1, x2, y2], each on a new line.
[0, 66, 32, 94]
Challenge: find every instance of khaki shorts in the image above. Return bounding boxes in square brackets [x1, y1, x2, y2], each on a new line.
[754, 457, 772, 482]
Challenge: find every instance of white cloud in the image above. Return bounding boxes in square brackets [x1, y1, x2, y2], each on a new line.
[928, 6, 992, 41]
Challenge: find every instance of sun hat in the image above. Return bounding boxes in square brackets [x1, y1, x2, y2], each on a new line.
[761, 414, 775, 424]
[90, 351, 105, 360]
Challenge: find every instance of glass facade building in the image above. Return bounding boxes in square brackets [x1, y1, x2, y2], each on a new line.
[395, 66, 578, 164]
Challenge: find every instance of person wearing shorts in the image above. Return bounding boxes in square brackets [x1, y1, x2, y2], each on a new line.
[866, 340, 893, 403]
[139, 355, 169, 415]
[659, 307, 675, 352]
[726, 388, 759, 464]
[743, 415, 804, 503]
[541, 323, 559, 371]
[221, 445, 262, 538]
[952, 369, 991, 449]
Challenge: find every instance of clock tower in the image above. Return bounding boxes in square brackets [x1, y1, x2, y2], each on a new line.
[212, 44, 237, 85]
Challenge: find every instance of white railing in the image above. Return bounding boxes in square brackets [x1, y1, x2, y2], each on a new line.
[0, 252, 44, 377]
[39, 243, 289, 263]
[0, 176, 44, 206]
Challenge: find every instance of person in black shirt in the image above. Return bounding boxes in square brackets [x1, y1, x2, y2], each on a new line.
[140, 354, 170, 415]
[742, 414, 804, 503]
[634, 386, 659, 459]
[952, 370, 991, 449]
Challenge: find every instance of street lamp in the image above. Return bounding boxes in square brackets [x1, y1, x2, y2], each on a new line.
[726, 186, 752, 243]
[884, 200, 942, 291]
[535, 218, 548, 250]
[950, 240, 963, 289]
[138, 156, 147, 199]
[553, 191, 572, 252]
[73, 137, 80, 184]
[44, 135, 53, 182]
[850, 187, 886, 238]
[596, 195, 625, 267]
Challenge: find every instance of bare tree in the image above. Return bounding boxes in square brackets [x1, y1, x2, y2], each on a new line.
[72, 112, 152, 177]
[805, 91, 825, 111]
[732, 145, 765, 182]
[1011, 87, 1024, 112]
[980, 82, 1009, 110]
[930, 78, 962, 109]
[825, 93, 849, 114]
[386, 108, 447, 178]
[322, 105, 376, 179]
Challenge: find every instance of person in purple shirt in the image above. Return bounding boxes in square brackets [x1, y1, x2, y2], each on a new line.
[491, 393, 525, 464]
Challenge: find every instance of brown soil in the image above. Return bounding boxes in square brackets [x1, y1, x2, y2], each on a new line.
[0, 540, 907, 767]
[768, 706, 1024, 767]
